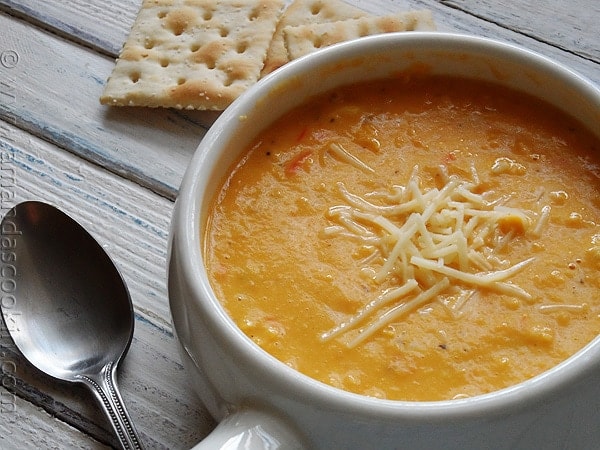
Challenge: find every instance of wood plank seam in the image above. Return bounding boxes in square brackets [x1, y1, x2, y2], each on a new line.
[0, 1, 124, 57]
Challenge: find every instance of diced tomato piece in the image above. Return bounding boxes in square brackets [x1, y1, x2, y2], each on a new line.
[285, 149, 312, 175]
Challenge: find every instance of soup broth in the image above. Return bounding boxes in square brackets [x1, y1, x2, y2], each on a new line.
[204, 75, 600, 401]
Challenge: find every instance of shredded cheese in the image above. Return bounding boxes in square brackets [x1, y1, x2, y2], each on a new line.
[322, 164, 550, 347]
[320, 279, 419, 342]
[532, 205, 552, 237]
[328, 143, 375, 173]
[539, 303, 589, 313]
[347, 278, 451, 348]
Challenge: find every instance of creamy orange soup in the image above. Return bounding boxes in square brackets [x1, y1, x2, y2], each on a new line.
[204, 76, 600, 401]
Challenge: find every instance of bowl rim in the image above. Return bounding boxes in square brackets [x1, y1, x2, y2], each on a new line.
[173, 31, 600, 420]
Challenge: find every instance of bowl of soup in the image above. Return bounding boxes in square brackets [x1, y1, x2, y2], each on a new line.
[168, 32, 600, 449]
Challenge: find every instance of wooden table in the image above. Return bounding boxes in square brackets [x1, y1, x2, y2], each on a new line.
[0, 0, 597, 448]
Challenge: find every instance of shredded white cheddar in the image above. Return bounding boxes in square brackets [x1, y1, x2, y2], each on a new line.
[322, 164, 550, 347]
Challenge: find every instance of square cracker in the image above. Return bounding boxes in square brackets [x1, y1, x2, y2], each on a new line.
[100, 0, 284, 110]
[284, 10, 436, 60]
[260, 0, 367, 76]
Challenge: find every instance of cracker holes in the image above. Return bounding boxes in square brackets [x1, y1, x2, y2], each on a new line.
[310, 2, 323, 15]
[190, 42, 201, 52]
[312, 35, 324, 49]
[144, 38, 155, 50]
[203, 9, 213, 21]
[129, 71, 141, 83]
[160, 58, 169, 68]
[157, 11, 167, 19]
[223, 74, 235, 87]
[236, 41, 248, 54]
[219, 26, 229, 38]
[223, 67, 245, 87]
[248, 7, 260, 21]
[177, 77, 186, 85]
[205, 58, 216, 70]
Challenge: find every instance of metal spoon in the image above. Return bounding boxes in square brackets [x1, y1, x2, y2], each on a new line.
[0, 201, 143, 449]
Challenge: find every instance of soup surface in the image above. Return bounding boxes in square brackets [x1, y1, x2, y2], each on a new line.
[204, 75, 600, 401]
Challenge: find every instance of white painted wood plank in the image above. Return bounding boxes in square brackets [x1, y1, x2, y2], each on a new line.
[0, 387, 110, 449]
[417, 0, 600, 86]
[344, 0, 600, 86]
[0, 12, 218, 200]
[0, 0, 142, 57]
[440, 0, 600, 61]
[1, 119, 214, 448]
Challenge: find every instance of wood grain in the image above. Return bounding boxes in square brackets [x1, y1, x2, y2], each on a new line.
[440, 0, 600, 62]
[0, 386, 110, 449]
[423, 0, 600, 85]
[1, 120, 213, 448]
[0, 0, 141, 56]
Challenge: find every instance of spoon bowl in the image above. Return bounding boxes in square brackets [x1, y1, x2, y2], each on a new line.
[1, 201, 142, 450]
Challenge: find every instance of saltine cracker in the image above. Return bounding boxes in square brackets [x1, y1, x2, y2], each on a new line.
[284, 10, 436, 60]
[101, 0, 284, 110]
[260, 0, 366, 76]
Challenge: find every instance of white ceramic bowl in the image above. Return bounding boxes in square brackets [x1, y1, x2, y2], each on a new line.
[168, 32, 600, 449]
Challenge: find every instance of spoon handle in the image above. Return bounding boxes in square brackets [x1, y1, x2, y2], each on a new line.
[79, 362, 143, 450]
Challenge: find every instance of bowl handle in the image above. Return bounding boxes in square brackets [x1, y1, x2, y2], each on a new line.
[191, 408, 306, 449]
